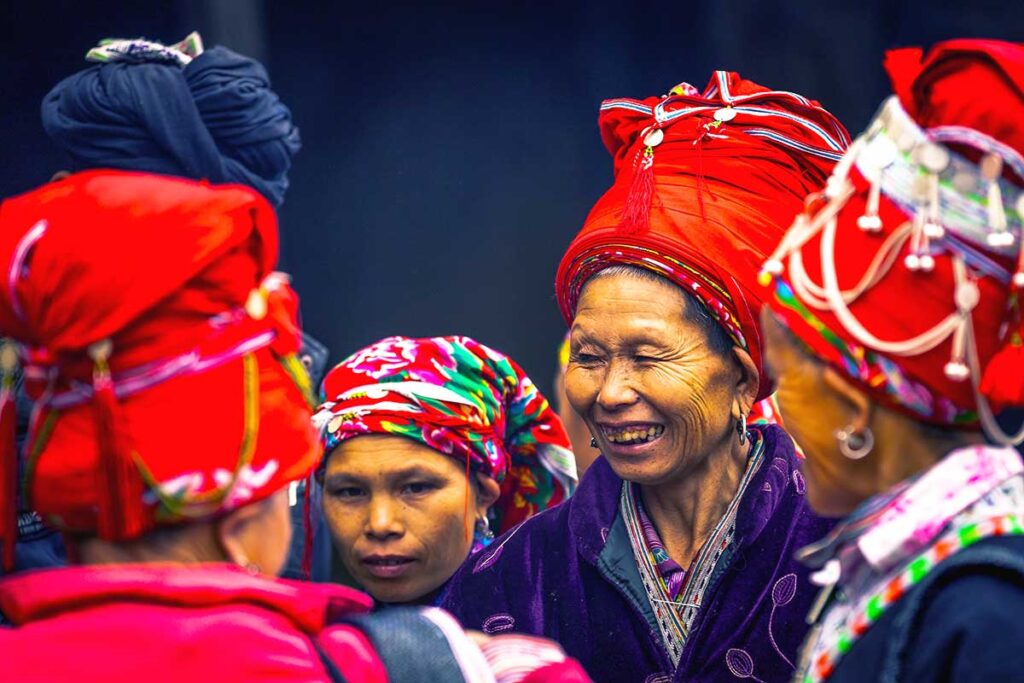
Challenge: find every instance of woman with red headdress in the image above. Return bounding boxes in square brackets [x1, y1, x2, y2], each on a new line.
[759, 39, 1024, 683]
[0, 171, 590, 682]
[442, 71, 850, 682]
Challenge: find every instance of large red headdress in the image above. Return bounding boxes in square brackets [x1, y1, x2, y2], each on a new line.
[761, 40, 1024, 444]
[556, 71, 850, 401]
[0, 170, 319, 565]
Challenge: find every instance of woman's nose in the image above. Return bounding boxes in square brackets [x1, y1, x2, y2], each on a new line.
[364, 495, 404, 540]
[596, 360, 639, 411]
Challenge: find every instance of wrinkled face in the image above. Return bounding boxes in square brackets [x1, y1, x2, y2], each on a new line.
[322, 435, 477, 604]
[566, 274, 745, 487]
[760, 308, 874, 516]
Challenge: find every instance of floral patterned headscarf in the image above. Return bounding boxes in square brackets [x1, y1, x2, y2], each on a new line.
[314, 336, 577, 533]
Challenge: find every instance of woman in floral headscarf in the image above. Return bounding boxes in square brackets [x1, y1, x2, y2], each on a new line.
[314, 335, 577, 605]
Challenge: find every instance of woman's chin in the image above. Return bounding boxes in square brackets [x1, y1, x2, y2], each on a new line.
[364, 580, 422, 605]
[603, 446, 678, 487]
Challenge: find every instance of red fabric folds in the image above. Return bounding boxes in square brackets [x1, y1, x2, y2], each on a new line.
[556, 71, 849, 401]
[0, 170, 319, 542]
[766, 39, 1024, 423]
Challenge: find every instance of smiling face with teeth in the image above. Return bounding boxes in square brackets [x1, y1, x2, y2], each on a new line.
[566, 269, 760, 488]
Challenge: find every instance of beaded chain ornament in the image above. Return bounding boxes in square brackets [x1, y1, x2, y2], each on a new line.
[759, 95, 1024, 446]
[799, 514, 1024, 683]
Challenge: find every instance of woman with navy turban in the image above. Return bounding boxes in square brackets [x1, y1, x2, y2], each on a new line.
[41, 32, 300, 208]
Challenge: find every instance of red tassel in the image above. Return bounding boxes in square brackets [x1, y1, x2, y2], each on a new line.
[980, 328, 1024, 413]
[89, 340, 147, 540]
[301, 475, 314, 580]
[0, 344, 19, 571]
[619, 145, 656, 235]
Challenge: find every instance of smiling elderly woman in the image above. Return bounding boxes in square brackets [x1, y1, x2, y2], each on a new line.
[441, 71, 849, 683]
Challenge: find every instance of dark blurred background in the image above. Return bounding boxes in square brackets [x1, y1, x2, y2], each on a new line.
[2, 1, 1022, 396]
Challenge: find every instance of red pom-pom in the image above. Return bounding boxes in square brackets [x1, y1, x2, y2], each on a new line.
[980, 330, 1024, 413]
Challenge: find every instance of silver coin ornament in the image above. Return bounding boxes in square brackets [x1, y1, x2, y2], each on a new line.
[714, 107, 737, 122]
[980, 153, 1004, 182]
[643, 128, 665, 147]
[913, 142, 950, 174]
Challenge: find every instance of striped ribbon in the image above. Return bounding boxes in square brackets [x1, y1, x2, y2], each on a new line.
[802, 514, 1024, 683]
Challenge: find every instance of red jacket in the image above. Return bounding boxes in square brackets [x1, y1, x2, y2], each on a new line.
[0, 563, 590, 682]
[0, 564, 387, 682]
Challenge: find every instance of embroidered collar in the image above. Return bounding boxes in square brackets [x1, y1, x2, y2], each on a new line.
[621, 429, 767, 666]
[797, 444, 1024, 587]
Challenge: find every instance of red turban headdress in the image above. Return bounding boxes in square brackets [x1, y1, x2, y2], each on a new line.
[555, 71, 850, 402]
[761, 39, 1024, 445]
[0, 170, 319, 565]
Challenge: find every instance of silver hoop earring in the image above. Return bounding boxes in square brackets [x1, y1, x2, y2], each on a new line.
[475, 515, 494, 542]
[835, 426, 874, 460]
[736, 412, 747, 446]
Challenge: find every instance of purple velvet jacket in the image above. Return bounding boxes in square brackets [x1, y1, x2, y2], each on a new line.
[441, 425, 833, 683]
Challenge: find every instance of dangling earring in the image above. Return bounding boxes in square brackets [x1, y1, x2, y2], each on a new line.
[475, 515, 494, 543]
[835, 425, 874, 460]
[590, 435, 598, 448]
[736, 411, 747, 446]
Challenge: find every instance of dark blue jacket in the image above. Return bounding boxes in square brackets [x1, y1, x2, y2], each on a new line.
[825, 536, 1024, 683]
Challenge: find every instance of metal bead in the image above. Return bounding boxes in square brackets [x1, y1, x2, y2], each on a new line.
[857, 215, 883, 232]
[714, 107, 737, 122]
[923, 222, 945, 239]
[643, 128, 664, 147]
[245, 288, 267, 320]
[944, 361, 970, 381]
[860, 135, 897, 171]
[904, 253, 921, 271]
[912, 142, 950, 174]
[918, 254, 935, 271]
[327, 415, 344, 434]
[980, 153, 1004, 182]
[955, 280, 981, 311]
[987, 231, 1015, 247]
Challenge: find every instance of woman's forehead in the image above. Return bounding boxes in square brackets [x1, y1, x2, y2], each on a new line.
[327, 435, 457, 477]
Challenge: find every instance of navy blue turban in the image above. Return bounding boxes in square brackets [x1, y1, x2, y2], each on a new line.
[41, 45, 300, 207]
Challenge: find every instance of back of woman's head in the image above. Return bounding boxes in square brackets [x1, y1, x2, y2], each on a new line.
[0, 170, 318, 567]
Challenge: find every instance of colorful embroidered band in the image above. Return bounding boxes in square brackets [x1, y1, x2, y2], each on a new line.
[761, 40, 1024, 444]
[556, 70, 849, 402]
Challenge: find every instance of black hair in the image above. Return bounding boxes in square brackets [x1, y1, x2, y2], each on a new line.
[588, 264, 736, 359]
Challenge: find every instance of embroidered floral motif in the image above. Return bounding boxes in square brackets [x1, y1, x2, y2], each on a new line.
[482, 613, 516, 634]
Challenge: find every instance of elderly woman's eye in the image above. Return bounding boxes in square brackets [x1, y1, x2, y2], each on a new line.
[571, 352, 601, 365]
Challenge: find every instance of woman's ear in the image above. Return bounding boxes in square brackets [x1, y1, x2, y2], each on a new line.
[215, 490, 292, 575]
[216, 503, 263, 568]
[730, 347, 761, 417]
[473, 473, 501, 519]
[821, 365, 874, 431]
